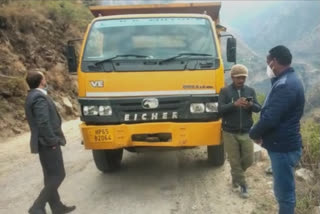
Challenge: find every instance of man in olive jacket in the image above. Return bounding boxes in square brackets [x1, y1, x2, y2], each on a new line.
[218, 64, 261, 198]
[25, 71, 75, 214]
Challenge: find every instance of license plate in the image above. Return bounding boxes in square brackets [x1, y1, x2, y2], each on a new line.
[88, 128, 113, 143]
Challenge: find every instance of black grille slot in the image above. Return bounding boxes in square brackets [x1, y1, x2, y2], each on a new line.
[116, 99, 186, 113]
[132, 133, 172, 142]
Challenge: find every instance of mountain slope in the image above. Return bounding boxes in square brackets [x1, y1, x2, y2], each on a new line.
[224, 2, 320, 114]
[0, 1, 93, 138]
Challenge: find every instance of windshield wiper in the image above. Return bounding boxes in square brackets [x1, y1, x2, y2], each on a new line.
[160, 53, 213, 63]
[95, 54, 150, 66]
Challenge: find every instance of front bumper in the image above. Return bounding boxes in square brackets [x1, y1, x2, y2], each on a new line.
[80, 120, 222, 150]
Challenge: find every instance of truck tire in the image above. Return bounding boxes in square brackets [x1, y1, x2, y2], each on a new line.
[207, 144, 225, 166]
[92, 149, 123, 173]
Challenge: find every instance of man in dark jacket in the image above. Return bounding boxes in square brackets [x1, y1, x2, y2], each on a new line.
[249, 46, 304, 214]
[218, 64, 261, 198]
[25, 71, 76, 214]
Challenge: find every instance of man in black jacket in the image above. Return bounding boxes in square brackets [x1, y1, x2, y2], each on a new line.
[25, 71, 76, 214]
[218, 64, 261, 198]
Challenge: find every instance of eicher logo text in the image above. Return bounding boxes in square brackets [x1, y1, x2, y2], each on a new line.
[124, 112, 178, 121]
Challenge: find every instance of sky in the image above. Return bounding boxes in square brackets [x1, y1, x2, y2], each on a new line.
[219, 1, 277, 23]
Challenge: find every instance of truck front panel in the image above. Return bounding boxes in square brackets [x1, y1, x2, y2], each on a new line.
[78, 14, 225, 150]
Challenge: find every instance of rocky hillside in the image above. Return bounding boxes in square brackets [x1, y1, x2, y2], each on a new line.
[0, 1, 93, 138]
[228, 2, 320, 56]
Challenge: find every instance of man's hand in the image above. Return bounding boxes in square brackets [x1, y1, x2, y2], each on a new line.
[234, 97, 249, 107]
[243, 100, 253, 109]
[253, 139, 263, 146]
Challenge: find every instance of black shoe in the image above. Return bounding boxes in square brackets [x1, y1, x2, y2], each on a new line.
[28, 207, 46, 214]
[240, 185, 249, 198]
[52, 205, 76, 214]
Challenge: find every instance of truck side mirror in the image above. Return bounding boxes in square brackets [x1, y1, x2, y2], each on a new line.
[65, 44, 78, 73]
[226, 37, 236, 63]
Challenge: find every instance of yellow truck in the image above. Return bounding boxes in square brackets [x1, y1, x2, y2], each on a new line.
[66, 2, 236, 172]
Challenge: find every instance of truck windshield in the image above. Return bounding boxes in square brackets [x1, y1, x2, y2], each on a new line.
[83, 17, 217, 62]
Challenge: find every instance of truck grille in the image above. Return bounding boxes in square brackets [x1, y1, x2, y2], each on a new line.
[79, 95, 219, 124]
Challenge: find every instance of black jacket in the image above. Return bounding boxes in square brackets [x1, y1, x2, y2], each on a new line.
[218, 84, 261, 133]
[25, 89, 66, 153]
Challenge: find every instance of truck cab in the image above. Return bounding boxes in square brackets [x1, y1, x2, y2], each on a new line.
[66, 2, 236, 172]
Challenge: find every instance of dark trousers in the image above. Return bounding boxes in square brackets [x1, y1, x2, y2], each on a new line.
[32, 145, 66, 211]
[223, 131, 254, 186]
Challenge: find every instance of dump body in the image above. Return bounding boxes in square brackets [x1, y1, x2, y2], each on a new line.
[89, 2, 221, 21]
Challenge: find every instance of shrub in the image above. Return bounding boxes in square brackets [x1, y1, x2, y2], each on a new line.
[295, 118, 320, 214]
[300, 119, 320, 170]
[253, 92, 265, 122]
[45, 1, 93, 30]
[6, 0, 93, 30]
[0, 75, 28, 98]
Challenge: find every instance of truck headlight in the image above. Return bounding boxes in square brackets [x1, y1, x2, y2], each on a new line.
[190, 103, 205, 113]
[83, 106, 98, 116]
[99, 105, 112, 116]
[205, 102, 218, 112]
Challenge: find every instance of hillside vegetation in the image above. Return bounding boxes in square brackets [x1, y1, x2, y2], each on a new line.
[0, 1, 93, 138]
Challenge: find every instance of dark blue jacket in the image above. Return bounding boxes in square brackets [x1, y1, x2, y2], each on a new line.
[249, 67, 305, 152]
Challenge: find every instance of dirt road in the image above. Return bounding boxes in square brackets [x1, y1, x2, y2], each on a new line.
[0, 119, 276, 214]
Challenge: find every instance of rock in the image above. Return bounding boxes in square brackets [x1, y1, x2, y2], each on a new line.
[62, 97, 74, 116]
[12, 127, 21, 134]
[312, 206, 320, 214]
[54, 101, 63, 110]
[62, 97, 73, 109]
[265, 166, 273, 175]
[295, 168, 314, 183]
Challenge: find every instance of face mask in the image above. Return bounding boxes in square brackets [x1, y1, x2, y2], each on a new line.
[266, 61, 276, 79]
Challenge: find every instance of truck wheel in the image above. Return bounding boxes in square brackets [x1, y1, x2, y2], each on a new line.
[92, 149, 123, 173]
[207, 144, 225, 166]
